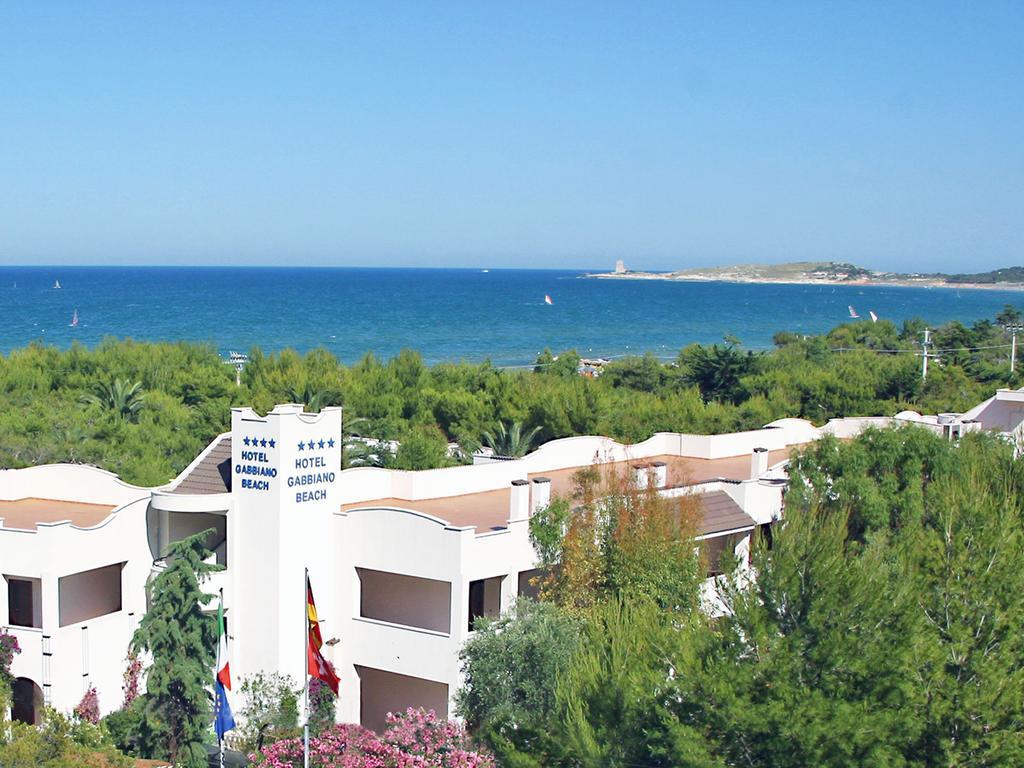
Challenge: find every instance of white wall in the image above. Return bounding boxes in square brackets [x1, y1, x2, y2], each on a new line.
[0, 464, 149, 507]
[2, 496, 150, 716]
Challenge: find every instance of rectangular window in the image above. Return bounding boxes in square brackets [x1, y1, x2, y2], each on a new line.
[701, 534, 739, 578]
[356, 666, 448, 735]
[468, 575, 504, 631]
[58, 563, 124, 627]
[6, 576, 42, 628]
[356, 568, 451, 634]
[517, 569, 544, 600]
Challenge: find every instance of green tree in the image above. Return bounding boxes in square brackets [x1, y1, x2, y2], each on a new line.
[457, 598, 580, 766]
[80, 378, 146, 421]
[787, 427, 957, 541]
[481, 421, 542, 458]
[687, 508, 923, 768]
[678, 341, 756, 404]
[0, 709, 132, 768]
[602, 352, 668, 392]
[557, 597, 715, 768]
[907, 441, 1024, 765]
[286, 384, 341, 413]
[131, 530, 219, 767]
[995, 304, 1022, 326]
[236, 672, 300, 753]
[530, 464, 703, 615]
[392, 425, 454, 470]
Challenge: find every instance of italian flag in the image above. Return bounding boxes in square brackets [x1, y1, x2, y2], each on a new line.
[217, 598, 231, 690]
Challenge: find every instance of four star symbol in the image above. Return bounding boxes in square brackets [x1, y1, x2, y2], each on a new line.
[243, 435, 280, 449]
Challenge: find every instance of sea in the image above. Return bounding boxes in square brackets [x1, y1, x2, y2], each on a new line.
[0, 266, 1020, 367]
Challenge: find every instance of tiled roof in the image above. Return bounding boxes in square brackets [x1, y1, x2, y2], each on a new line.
[697, 491, 756, 536]
[172, 436, 232, 495]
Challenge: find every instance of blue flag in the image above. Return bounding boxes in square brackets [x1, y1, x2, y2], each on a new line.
[214, 594, 235, 740]
[214, 677, 235, 739]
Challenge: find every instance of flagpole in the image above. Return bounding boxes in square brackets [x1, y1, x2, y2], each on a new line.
[304, 568, 310, 768]
[218, 588, 225, 768]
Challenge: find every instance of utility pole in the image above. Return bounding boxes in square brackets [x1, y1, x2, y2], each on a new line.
[920, 328, 934, 381]
[1004, 324, 1023, 374]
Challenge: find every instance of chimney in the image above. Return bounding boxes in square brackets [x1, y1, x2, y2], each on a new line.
[531, 477, 551, 516]
[509, 479, 530, 522]
[650, 461, 667, 489]
[632, 463, 650, 490]
[751, 447, 769, 479]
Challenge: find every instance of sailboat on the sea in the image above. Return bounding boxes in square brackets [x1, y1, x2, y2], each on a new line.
[69, 309, 79, 328]
[848, 305, 860, 319]
[869, 311, 878, 323]
[54, 280, 61, 289]
[544, 295, 553, 305]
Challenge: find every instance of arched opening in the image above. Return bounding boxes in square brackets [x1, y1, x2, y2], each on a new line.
[11, 677, 43, 725]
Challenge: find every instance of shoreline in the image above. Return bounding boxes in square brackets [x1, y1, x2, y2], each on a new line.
[584, 272, 1024, 292]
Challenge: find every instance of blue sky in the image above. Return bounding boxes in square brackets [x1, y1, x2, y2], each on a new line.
[1, 2, 1021, 272]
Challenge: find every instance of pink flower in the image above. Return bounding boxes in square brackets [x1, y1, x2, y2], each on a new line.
[74, 685, 101, 724]
[249, 708, 494, 767]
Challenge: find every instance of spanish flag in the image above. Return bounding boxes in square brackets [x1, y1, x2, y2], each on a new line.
[307, 575, 340, 694]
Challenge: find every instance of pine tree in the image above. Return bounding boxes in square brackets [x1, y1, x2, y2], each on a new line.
[132, 530, 219, 767]
[910, 441, 1024, 765]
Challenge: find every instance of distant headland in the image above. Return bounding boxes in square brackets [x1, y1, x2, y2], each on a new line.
[585, 261, 1024, 291]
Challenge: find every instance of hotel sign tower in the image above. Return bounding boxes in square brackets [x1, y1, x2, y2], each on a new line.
[229, 404, 342, 686]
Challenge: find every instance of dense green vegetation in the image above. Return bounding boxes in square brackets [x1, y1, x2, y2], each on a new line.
[0, 307, 1019, 485]
[129, 530, 219, 767]
[459, 427, 1024, 766]
[0, 709, 132, 767]
[947, 266, 1024, 284]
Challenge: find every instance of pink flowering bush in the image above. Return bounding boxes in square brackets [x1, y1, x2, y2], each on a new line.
[74, 684, 101, 723]
[251, 707, 495, 768]
[121, 653, 143, 706]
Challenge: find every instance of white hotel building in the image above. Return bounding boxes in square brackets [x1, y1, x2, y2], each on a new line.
[3, 390, 1021, 731]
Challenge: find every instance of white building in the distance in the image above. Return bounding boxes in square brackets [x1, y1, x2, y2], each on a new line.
[3, 389, 1021, 730]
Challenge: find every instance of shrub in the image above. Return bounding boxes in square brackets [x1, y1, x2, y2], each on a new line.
[74, 685, 101, 724]
[250, 707, 495, 767]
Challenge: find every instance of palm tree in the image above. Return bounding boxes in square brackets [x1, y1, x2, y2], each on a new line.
[481, 421, 542, 459]
[80, 378, 145, 422]
[287, 384, 342, 413]
[340, 416, 393, 469]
